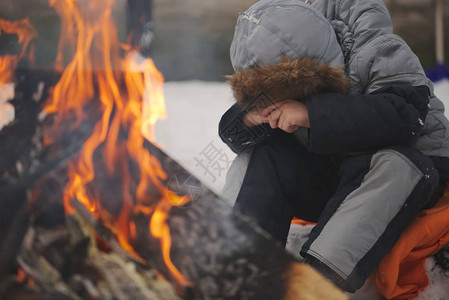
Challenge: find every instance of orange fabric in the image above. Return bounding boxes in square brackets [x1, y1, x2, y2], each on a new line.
[374, 193, 449, 299]
[292, 217, 316, 227]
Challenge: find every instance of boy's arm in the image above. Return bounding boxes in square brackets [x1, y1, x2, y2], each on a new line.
[219, 104, 273, 154]
[306, 84, 430, 154]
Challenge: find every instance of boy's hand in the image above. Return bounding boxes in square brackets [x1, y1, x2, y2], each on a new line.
[261, 100, 310, 133]
[243, 109, 266, 127]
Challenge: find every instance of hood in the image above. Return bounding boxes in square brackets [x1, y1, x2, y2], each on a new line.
[229, 56, 349, 110]
[312, 0, 392, 58]
[230, 0, 344, 72]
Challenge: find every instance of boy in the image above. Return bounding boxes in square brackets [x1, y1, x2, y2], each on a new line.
[219, 0, 449, 292]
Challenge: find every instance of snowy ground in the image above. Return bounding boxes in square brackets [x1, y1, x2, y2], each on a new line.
[435, 79, 449, 109]
[155, 81, 237, 195]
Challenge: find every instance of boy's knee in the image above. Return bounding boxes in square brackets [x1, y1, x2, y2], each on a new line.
[371, 148, 439, 209]
[375, 148, 438, 185]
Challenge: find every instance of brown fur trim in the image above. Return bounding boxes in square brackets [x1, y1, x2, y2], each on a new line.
[228, 57, 349, 110]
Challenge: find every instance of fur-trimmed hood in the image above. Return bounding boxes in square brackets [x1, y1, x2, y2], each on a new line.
[228, 57, 350, 110]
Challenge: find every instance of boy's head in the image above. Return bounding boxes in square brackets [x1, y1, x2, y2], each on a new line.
[230, 0, 344, 72]
[229, 0, 348, 109]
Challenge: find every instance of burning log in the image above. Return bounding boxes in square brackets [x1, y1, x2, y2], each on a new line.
[0, 196, 179, 300]
[0, 186, 29, 280]
[70, 196, 147, 265]
[63, 137, 348, 299]
[5, 204, 181, 300]
[91, 254, 174, 300]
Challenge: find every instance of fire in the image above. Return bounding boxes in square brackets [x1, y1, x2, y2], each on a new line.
[44, 0, 190, 287]
[127, 51, 167, 142]
[17, 268, 34, 287]
[17, 268, 25, 283]
[0, 18, 36, 84]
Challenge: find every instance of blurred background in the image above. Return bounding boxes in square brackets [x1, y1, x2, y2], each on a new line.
[1, 0, 448, 81]
[154, 0, 449, 81]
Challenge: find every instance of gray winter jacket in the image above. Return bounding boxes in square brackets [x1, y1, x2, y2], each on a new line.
[223, 0, 449, 159]
[312, 0, 449, 157]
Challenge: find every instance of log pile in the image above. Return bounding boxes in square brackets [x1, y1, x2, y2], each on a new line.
[4, 210, 180, 300]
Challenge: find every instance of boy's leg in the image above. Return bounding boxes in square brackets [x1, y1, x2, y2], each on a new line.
[223, 132, 340, 245]
[300, 147, 439, 292]
[221, 149, 252, 207]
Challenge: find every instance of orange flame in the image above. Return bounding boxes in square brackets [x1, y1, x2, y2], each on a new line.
[16, 268, 34, 287]
[127, 52, 167, 142]
[0, 18, 36, 84]
[44, 0, 189, 287]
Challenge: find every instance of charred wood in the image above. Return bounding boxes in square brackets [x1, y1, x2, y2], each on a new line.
[0, 185, 29, 279]
[0, 30, 21, 55]
[8, 207, 180, 300]
[70, 197, 149, 267]
[0, 68, 57, 178]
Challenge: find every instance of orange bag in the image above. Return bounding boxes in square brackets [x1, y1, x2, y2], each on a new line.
[374, 192, 449, 299]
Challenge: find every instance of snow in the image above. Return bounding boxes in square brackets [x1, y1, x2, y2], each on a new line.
[414, 257, 449, 300]
[0, 83, 15, 131]
[434, 79, 449, 110]
[155, 81, 236, 195]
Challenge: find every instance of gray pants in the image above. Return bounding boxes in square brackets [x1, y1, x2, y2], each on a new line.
[221, 133, 438, 292]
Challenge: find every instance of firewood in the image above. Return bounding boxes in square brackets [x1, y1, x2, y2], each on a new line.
[68, 275, 102, 300]
[138, 268, 182, 300]
[282, 263, 348, 300]
[65, 213, 99, 259]
[34, 227, 70, 248]
[70, 197, 147, 265]
[91, 253, 179, 300]
[17, 248, 82, 300]
[15, 209, 180, 300]
[0, 186, 29, 279]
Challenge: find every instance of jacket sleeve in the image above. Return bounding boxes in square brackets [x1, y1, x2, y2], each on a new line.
[306, 84, 430, 154]
[219, 104, 273, 154]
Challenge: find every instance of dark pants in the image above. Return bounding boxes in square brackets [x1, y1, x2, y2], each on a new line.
[234, 132, 439, 292]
